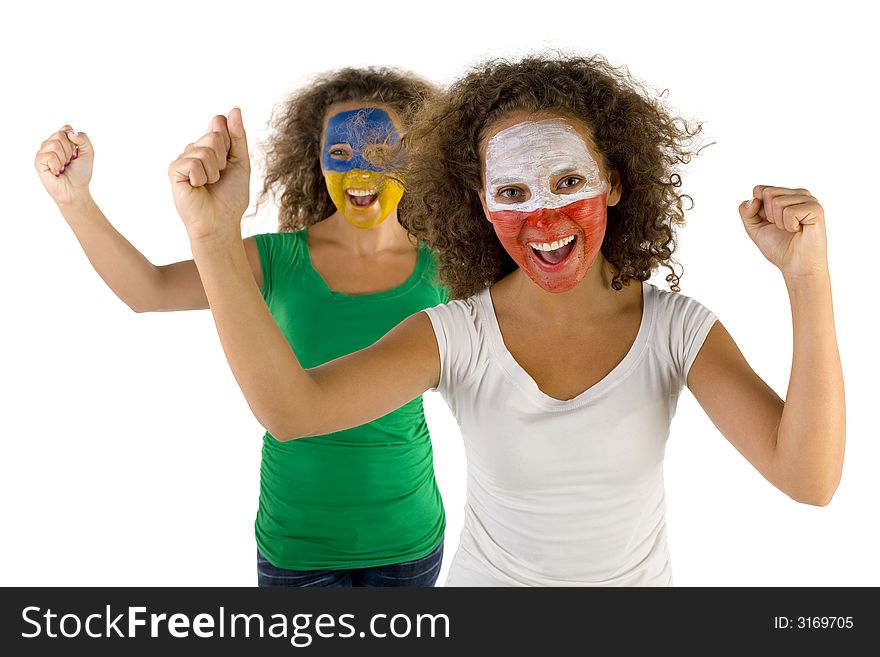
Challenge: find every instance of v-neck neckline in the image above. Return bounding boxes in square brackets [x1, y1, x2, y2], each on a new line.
[477, 281, 656, 409]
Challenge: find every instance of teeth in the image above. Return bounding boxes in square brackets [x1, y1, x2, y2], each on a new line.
[346, 189, 377, 197]
[529, 235, 575, 251]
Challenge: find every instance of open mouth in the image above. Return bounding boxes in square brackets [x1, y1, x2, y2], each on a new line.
[528, 235, 577, 267]
[345, 188, 378, 207]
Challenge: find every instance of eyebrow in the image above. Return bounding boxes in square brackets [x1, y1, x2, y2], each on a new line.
[487, 176, 524, 187]
[488, 163, 591, 187]
[550, 164, 587, 177]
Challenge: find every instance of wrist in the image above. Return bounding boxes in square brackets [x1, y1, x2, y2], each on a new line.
[189, 229, 243, 256]
[56, 191, 96, 214]
[783, 268, 833, 308]
[782, 267, 831, 290]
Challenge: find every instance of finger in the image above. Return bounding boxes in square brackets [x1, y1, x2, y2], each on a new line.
[192, 130, 230, 171]
[227, 107, 250, 170]
[206, 115, 231, 155]
[42, 132, 73, 163]
[39, 140, 71, 172]
[762, 188, 786, 230]
[755, 186, 811, 229]
[771, 194, 816, 232]
[739, 198, 761, 223]
[752, 185, 811, 200]
[36, 150, 64, 176]
[207, 114, 229, 139]
[169, 157, 209, 188]
[65, 129, 92, 158]
[781, 200, 822, 231]
[56, 126, 78, 161]
[185, 146, 221, 184]
[739, 197, 768, 228]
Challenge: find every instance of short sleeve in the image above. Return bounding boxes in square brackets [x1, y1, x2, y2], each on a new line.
[420, 244, 450, 304]
[252, 233, 275, 299]
[421, 299, 481, 397]
[676, 295, 718, 384]
[653, 287, 718, 387]
[252, 231, 306, 301]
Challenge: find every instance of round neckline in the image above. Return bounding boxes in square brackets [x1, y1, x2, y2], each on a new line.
[477, 281, 656, 409]
[299, 228, 427, 300]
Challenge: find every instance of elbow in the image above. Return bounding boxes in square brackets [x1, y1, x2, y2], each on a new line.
[266, 430, 302, 443]
[248, 388, 317, 443]
[776, 432, 845, 508]
[122, 295, 156, 314]
[787, 478, 841, 507]
[792, 490, 835, 507]
[253, 388, 323, 443]
[262, 416, 311, 443]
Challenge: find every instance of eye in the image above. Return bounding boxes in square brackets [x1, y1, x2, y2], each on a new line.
[557, 176, 583, 191]
[498, 187, 523, 200]
[328, 144, 352, 160]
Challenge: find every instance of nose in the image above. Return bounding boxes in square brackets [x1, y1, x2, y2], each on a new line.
[345, 170, 377, 187]
[530, 208, 556, 230]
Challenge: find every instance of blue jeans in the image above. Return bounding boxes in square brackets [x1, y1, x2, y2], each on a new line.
[256, 540, 444, 588]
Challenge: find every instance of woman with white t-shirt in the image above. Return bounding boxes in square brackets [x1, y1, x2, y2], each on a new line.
[165, 55, 845, 586]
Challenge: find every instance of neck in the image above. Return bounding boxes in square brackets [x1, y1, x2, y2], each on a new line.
[315, 208, 413, 255]
[508, 255, 626, 322]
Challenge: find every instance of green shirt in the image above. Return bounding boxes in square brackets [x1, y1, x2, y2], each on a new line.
[253, 229, 447, 570]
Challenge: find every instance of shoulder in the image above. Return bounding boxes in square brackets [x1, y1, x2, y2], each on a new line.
[252, 230, 306, 262]
[417, 242, 451, 302]
[422, 291, 485, 331]
[250, 230, 308, 297]
[418, 242, 436, 272]
[421, 291, 490, 391]
[421, 291, 489, 358]
[645, 282, 718, 379]
[252, 230, 303, 247]
[646, 282, 715, 326]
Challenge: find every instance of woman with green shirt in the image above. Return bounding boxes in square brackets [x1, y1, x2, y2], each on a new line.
[34, 68, 447, 587]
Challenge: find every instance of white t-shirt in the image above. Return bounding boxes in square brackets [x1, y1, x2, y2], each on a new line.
[422, 282, 717, 586]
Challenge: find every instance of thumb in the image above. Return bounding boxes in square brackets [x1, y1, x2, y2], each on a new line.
[227, 107, 249, 168]
[65, 128, 93, 153]
[738, 197, 764, 229]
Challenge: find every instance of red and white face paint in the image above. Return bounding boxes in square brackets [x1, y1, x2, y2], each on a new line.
[484, 119, 610, 293]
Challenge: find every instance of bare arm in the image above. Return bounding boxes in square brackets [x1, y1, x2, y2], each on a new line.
[687, 186, 845, 506]
[36, 124, 262, 312]
[170, 109, 441, 440]
[191, 237, 439, 439]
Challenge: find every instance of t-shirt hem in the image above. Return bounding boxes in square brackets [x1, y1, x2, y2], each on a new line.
[683, 313, 719, 382]
[252, 232, 274, 299]
[255, 533, 445, 572]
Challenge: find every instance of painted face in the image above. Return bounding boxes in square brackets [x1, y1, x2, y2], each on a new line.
[484, 119, 610, 293]
[322, 107, 405, 229]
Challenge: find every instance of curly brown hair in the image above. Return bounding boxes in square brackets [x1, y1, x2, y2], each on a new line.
[258, 67, 435, 232]
[401, 54, 704, 299]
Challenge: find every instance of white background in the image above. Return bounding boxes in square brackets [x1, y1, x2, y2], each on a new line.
[2, 0, 877, 587]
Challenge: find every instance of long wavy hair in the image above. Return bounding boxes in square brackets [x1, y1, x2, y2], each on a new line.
[401, 54, 705, 299]
[258, 67, 435, 232]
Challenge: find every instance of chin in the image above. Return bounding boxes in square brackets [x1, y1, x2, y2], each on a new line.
[527, 272, 582, 294]
[343, 208, 382, 228]
[520, 242, 586, 294]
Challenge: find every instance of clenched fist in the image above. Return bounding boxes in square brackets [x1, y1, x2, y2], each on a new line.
[34, 126, 94, 207]
[739, 185, 828, 278]
[169, 107, 251, 242]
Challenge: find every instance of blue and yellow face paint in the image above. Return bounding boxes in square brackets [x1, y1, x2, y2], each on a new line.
[322, 107, 405, 229]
